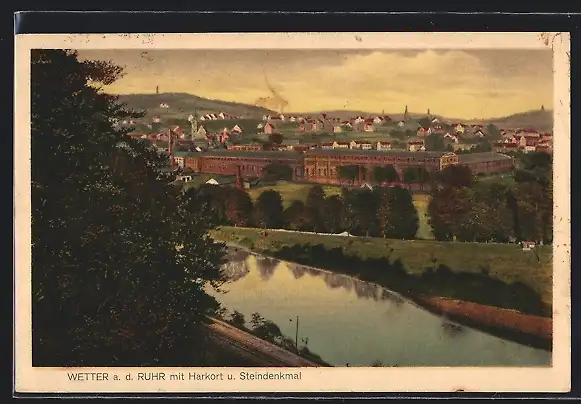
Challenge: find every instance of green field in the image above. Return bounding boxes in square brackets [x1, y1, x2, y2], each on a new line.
[210, 226, 553, 312]
[247, 181, 434, 240]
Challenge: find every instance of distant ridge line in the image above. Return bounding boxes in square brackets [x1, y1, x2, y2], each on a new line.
[116, 92, 553, 130]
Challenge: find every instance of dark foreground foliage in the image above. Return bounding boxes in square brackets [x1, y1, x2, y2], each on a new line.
[31, 50, 227, 366]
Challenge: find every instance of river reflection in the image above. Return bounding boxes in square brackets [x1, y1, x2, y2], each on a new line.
[207, 252, 551, 367]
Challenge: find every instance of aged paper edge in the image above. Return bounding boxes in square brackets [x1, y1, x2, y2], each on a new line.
[13, 32, 571, 394]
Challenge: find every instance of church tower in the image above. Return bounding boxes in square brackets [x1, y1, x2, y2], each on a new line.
[404, 105, 410, 121]
[156, 85, 159, 95]
[188, 109, 199, 140]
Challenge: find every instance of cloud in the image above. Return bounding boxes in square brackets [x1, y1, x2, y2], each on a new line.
[280, 50, 552, 117]
[80, 49, 553, 119]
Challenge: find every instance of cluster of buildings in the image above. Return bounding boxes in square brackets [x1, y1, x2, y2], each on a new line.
[198, 112, 242, 121]
[127, 119, 246, 150]
[259, 113, 394, 135]
[125, 106, 550, 189]
[493, 129, 553, 154]
[170, 148, 514, 187]
[416, 124, 554, 154]
[225, 139, 423, 153]
[256, 109, 553, 155]
[415, 123, 486, 141]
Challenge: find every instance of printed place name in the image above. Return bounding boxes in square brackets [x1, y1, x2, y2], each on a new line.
[65, 371, 303, 383]
[67, 372, 109, 381]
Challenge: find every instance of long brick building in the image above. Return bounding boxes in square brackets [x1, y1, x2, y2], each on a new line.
[176, 149, 305, 180]
[173, 148, 514, 184]
[303, 149, 459, 185]
[456, 152, 515, 174]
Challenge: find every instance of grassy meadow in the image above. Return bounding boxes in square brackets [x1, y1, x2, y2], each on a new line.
[210, 226, 553, 313]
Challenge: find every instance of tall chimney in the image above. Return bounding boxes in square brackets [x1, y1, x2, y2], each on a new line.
[168, 129, 175, 168]
[236, 165, 243, 189]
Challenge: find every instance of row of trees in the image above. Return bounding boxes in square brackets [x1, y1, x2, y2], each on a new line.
[337, 164, 445, 191]
[221, 311, 323, 362]
[197, 183, 420, 239]
[428, 152, 553, 243]
[240, 162, 437, 189]
[202, 154, 552, 245]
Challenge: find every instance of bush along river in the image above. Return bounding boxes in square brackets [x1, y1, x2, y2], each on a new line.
[205, 248, 551, 367]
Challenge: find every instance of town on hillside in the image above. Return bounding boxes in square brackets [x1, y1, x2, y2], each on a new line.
[122, 102, 553, 189]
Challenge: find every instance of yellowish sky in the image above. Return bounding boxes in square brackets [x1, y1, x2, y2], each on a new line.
[78, 49, 553, 120]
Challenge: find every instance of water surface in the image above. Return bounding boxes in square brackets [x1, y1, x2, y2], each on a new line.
[207, 250, 551, 367]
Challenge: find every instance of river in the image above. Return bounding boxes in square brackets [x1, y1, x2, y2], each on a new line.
[206, 249, 551, 367]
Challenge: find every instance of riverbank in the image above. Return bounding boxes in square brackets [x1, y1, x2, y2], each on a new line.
[411, 297, 552, 351]
[210, 226, 553, 350]
[204, 317, 326, 367]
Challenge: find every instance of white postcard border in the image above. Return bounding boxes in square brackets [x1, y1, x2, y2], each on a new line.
[14, 32, 571, 394]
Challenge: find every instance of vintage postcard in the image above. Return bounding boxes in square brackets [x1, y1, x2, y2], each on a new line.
[14, 32, 570, 394]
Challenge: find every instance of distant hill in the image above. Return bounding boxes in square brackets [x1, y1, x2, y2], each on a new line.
[285, 110, 381, 120]
[116, 92, 276, 120]
[463, 109, 554, 132]
[291, 109, 554, 132]
[116, 93, 554, 133]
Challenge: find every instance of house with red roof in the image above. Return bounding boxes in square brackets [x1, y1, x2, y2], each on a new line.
[416, 127, 429, 137]
[169, 125, 185, 139]
[333, 141, 351, 149]
[443, 133, 459, 143]
[407, 140, 426, 152]
[518, 135, 541, 150]
[227, 144, 262, 151]
[349, 140, 373, 150]
[493, 142, 519, 153]
[376, 141, 392, 151]
[292, 145, 310, 153]
[363, 119, 375, 132]
[428, 125, 444, 135]
[516, 128, 540, 137]
[263, 123, 277, 134]
[535, 144, 553, 154]
[218, 128, 230, 144]
[541, 132, 553, 143]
